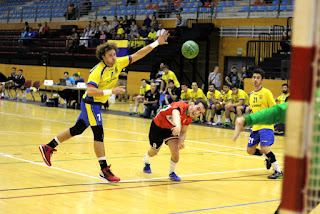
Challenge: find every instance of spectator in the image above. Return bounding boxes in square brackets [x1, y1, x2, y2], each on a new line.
[127, 15, 136, 28]
[208, 66, 221, 91]
[24, 22, 29, 31]
[26, 27, 36, 38]
[80, 0, 92, 15]
[73, 73, 85, 84]
[225, 66, 240, 87]
[66, 28, 79, 52]
[102, 16, 109, 26]
[190, 82, 207, 102]
[13, 69, 25, 100]
[18, 28, 28, 46]
[116, 24, 125, 39]
[142, 83, 160, 118]
[79, 32, 89, 51]
[37, 23, 43, 37]
[136, 33, 145, 49]
[143, 14, 151, 28]
[164, 80, 181, 105]
[99, 31, 107, 44]
[64, 71, 75, 85]
[89, 26, 101, 47]
[58, 72, 75, 107]
[41, 22, 50, 37]
[96, 22, 102, 32]
[150, 15, 159, 31]
[122, 15, 129, 32]
[147, 27, 157, 41]
[129, 21, 139, 37]
[64, 3, 76, 20]
[281, 30, 291, 53]
[118, 68, 128, 102]
[155, 24, 166, 40]
[85, 21, 93, 31]
[111, 16, 119, 31]
[131, 79, 151, 114]
[180, 83, 192, 102]
[139, 26, 149, 38]
[175, 14, 187, 37]
[239, 66, 247, 90]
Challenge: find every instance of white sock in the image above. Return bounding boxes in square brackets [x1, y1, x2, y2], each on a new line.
[97, 156, 106, 161]
[143, 151, 151, 164]
[217, 115, 221, 123]
[1, 92, 4, 96]
[54, 137, 61, 145]
[272, 161, 281, 172]
[169, 158, 178, 174]
[225, 118, 230, 123]
[134, 107, 138, 112]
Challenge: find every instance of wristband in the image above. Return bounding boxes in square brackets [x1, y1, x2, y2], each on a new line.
[103, 89, 112, 95]
[150, 40, 159, 49]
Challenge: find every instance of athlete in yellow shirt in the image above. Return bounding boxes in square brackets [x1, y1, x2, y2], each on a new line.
[190, 82, 207, 102]
[206, 84, 221, 125]
[180, 83, 192, 102]
[39, 31, 170, 182]
[160, 64, 180, 92]
[275, 83, 290, 104]
[247, 68, 282, 179]
[131, 79, 151, 114]
[224, 85, 249, 127]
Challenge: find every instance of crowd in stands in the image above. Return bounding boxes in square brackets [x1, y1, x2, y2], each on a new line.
[128, 62, 290, 133]
[0, 67, 25, 100]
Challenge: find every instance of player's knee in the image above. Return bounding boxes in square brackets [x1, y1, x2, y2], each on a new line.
[211, 105, 215, 110]
[91, 125, 104, 142]
[149, 148, 159, 156]
[171, 153, 179, 162]
[247, 147, 255, 155]
[70, 119, 87, 136]
[260, 146, 270, 154]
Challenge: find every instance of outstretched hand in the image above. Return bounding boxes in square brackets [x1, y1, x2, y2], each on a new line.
[157, 31, 170, 45]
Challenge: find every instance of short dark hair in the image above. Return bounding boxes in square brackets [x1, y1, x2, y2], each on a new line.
[64, 71, 69, 75]
[96, 42, 118, 61]
[168, 79, 174, 84]
[223, 82, 230, 87]
[195, 99, 208, 110]
[162, 64, 169, 69]
[231, 84, 238, 89]
[282, 83, 289, 88]
[181, 83, 188, 87]
[253, 68, 265, 79]
[18, 69, 23, 72]
[141, 79, 147, 82]
[209, 83, 216, 88]
[12, 67, 16, 70]
[103, 16, 106, 19]
[73, 73, 79, 77]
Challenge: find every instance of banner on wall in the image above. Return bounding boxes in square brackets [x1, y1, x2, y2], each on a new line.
[108, 40, 128, 57]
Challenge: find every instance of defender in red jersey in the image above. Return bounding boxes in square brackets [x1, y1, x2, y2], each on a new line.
[143, 100, 208, 181]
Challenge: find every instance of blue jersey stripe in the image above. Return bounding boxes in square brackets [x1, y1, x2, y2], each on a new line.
[101, 65, 107, 76]
[87, 81, 98, 88]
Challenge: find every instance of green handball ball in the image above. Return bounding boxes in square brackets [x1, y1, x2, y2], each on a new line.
[181, 40, 199, 59]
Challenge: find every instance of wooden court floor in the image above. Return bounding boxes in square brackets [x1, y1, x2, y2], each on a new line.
[0, 99, 286, 214]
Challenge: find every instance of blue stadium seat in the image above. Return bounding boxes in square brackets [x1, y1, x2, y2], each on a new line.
[219, 1, 226, 7]
[190, 7, 197, 13]
[120, 0, 126, 5]
[139, 4, 146, 9]
[189, 3, 196, 7]
[120, 5, 127, 10]
[238, 6, 248, 12]
[227, 1, 235, 6]
[272, 0, 279, 4]
[280, 5, 287, 10]
[250, 5, 258, 12]
[217, 7, 223, 12]
[181, 3, 188, 7]
[199, 7, 208, 13]
[127, 10, 134, 15]
[198, 2, 203, 6]
[258, 5, 268, 11]
[181, 7, 190, 13]
[268, 5, 278, 11]
[281, 0, 290, 3]
[128, 5, 134, 10]
[287, 5, 294, 11]
[98, 10, 104, 15]
[109, 10, 115, 15]
[110, 6, 115, 10]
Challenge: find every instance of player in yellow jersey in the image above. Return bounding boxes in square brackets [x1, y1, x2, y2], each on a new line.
[247, 68, 282, 179]
[131, 79, 151, 114]
[180, 83, 192, 102]
[39, 32, 170, 182]
[275, 83, 290, 104]
[206, 84, 221, 125]
[190, 82, 207, 102]
[217, 83, 232, 125]
[224, 84, 249, 127]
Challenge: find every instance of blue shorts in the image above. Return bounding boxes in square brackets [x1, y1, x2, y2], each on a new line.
[234, 105, 248, 112]
[77, 101, 103, 127]
[247, 129, 274, 147]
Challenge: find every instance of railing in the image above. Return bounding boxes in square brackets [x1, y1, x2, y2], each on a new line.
[0, 0, 294, 24]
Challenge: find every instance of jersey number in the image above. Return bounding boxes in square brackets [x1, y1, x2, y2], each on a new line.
[97, 114, 101, 121]
[253, 97, 258, 103]
[248, 137, 254, 144]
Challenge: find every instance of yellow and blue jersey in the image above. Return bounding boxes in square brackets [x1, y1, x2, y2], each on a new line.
[221, 90, 232, 103]
[207, 90, 221, 102]
[181, 88, 192, 101]
[190, 88, 207, 102]
[231, 89, 249, 105]
[249, 87, 276, 131]
[276, 93, 290, 104]
[139, 84, 151, 96]
[162, 70, 180, 88]
[83, 56, 131, 104]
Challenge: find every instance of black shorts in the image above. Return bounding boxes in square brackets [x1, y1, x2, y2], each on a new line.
[149, 120, 178, 150]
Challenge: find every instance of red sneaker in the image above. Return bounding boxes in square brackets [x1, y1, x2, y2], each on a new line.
[39, 144, 57, 166]
[99, 165, 120, 182]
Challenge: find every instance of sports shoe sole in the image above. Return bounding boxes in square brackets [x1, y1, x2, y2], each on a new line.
[98, 175, 120, 183]
[39, 145, 51, 166]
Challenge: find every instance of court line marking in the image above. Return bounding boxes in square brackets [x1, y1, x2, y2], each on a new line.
[0, 112, 284, 156]
[0, 153, 278, 184]
[168, 199, 280, 213]
[0, 130, 284, 163]
[0, 173, 269, 200]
